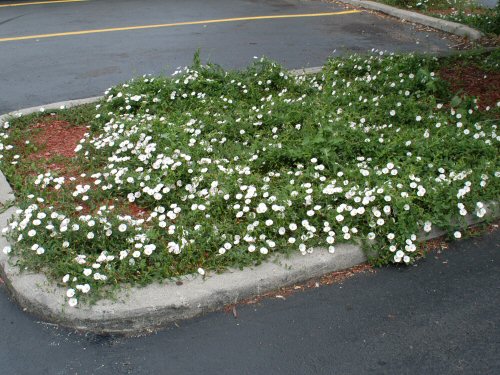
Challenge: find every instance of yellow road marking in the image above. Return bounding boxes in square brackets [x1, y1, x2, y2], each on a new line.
[0, 10, 361, 43]
[0, 0, 87, 7]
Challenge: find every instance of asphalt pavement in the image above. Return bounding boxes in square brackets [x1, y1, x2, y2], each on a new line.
[0, 0, 452, 113]
[1, 228, 499, 374]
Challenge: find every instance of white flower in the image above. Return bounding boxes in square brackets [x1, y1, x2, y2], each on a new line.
[66, 289, 75, 298]
[389, 110, 396, 116]
[62, 274, 70, 283]
[167, 242, 180, 254]
[256, 203, 268, 213]
[118, 224, 127, 232]
[87, 232, 94, 239]
[144, 244, 156, 255]
[454, 231, 462, 239]
[423, 221, 432, 232]
[81, 284, 91, 294]
[2, 246, 11, 254]
[83, 268, 92, 277]
[406, 244, 416, 252]
[328, 246, 335, 254]
[260, 247, 268, 255]
[322, 185, 341, 195]
[197, 267, 205, 276]
[68, 298, 78, 307]
[476, 208, 486, 218]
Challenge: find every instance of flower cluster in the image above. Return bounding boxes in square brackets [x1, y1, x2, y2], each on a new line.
[1, 52, 498, 306]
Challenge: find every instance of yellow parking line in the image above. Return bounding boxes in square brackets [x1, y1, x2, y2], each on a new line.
[0, 10, 361, 43]
[0, 0, 87, 7]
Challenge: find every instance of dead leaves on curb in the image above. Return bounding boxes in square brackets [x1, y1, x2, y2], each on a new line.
[223, 263, 374, 317]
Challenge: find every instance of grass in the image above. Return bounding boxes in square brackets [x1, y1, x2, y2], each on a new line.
[0, 50, 499, 306]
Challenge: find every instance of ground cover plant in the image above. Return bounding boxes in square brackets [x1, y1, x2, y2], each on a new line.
[376, 0, 500, 35]
[1, 51, 499, 307]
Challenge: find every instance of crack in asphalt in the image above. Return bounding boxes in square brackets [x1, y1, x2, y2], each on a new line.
[0, 14, 26, 27]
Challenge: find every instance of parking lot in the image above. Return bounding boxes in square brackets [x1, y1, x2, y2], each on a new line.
[0, 0, 452, 113]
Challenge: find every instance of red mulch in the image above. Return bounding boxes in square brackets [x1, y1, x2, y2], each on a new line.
[30, 120, 87, 161]
[21, 118, 151, 219]
[438, 62, 500, 109]
[127, 202, 150, 218]
[72, 200, 150, 219]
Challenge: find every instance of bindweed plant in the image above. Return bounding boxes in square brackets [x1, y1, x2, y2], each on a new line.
[378, 0, 500, 35]
[436, 3, 500, 35]
[1, 51, 499, 307]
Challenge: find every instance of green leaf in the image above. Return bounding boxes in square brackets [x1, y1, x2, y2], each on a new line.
[450, 95, 462, 108]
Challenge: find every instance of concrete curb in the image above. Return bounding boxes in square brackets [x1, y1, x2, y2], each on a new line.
[0, 91, 498, 335]
[0, 96, 103, 125]
[338, 0, 483, 40]
[0, 200, 367, 334]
